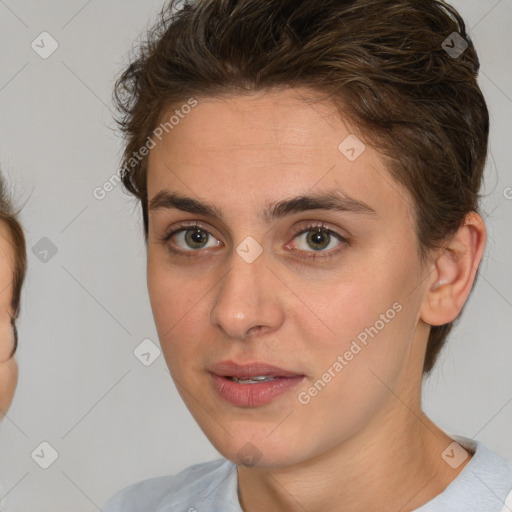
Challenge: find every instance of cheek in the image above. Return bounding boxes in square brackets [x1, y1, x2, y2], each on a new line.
[294, 259, 418, 388]
[0, 318, 14, 361]
[0, 358, 18, 415]
[296, 263, 402, 343]
[147, 264, 207, 367]
[0, 306, 18, 415]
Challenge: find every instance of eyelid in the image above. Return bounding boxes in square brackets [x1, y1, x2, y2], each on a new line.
[292, 220, 347, 238]
[160, 219, 349, 258]
[285, 221, 348, 260]
[159, 220, 222, 257]
[160, 220, 218, 243]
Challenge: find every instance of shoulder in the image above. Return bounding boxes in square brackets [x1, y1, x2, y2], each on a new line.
[418, 435, 512, 511]
[102, 458, 236, 512]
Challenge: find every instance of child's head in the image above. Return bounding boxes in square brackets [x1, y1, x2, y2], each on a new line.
[113, 0, 488, 466]
[0, 170, 27, 415]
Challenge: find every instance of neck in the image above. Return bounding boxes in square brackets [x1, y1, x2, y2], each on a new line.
[237, 408, 471, 512]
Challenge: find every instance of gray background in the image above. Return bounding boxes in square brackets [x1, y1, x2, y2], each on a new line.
[0, 0, 511, 510]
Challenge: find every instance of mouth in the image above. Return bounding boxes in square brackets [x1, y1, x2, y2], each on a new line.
[209, 360, 304, 379]
[225, 376, 280, 383]
[208, 360, 305, 407]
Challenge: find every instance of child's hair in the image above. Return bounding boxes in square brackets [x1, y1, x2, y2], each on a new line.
[0, 169, 27, 357]
[113, 0, 489, 375]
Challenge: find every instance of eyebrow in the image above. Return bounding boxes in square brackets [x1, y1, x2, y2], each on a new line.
[148, 189, 377, 223]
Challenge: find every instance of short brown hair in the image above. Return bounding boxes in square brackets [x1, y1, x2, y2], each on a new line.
[114, 0, 489, 375]
[0, 170, 27, 357]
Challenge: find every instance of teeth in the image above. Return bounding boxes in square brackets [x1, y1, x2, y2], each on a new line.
[230, 376, 277, 383]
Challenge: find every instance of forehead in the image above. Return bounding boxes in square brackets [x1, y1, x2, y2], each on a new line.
[0, 221, 15, 261]
[146, 88, 414, 224]
[152, 89, 346, 166]
[0, 221, 15, 307]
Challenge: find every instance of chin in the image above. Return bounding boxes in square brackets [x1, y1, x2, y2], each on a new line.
[204, 424, 311, 468]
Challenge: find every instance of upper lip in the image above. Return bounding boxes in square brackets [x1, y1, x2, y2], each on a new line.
[209, 361, 303, 379]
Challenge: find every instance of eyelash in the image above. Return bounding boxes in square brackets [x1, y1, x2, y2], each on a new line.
[159, 221, 349, 261]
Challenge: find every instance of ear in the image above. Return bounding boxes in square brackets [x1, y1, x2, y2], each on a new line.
[420, 212, 487, 326]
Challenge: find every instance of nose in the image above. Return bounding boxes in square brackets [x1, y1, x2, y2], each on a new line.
[209, 248, 285, 341]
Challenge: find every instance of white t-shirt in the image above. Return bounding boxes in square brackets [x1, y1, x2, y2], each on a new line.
[103, 436, 512, 512]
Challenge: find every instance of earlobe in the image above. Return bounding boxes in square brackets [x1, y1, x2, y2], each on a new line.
[420, 212, 487, 326]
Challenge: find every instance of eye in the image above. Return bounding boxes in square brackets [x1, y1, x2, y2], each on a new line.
[159, 221, 348, 260]
[286, 222, 348, 259]
[161, 223, 221, 254]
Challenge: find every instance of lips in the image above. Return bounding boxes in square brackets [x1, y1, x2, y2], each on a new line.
[209, 360, 303, 379]
[209, 361, 305, 407]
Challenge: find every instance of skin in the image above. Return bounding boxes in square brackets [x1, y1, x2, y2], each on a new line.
[146, 87, 487, 512]
[0, 221, 17, 417]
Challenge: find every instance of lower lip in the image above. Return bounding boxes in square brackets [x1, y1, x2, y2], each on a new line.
[210, 373, 305, 407]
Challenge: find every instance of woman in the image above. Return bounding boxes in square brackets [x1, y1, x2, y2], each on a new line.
[104, 0, 512, 510]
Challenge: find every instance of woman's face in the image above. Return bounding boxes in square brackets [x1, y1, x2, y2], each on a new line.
[146, 88, 434, 467]
[0, 222, 17, 416]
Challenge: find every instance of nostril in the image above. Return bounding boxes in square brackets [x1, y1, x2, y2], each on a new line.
[248, 325, 263, 335]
